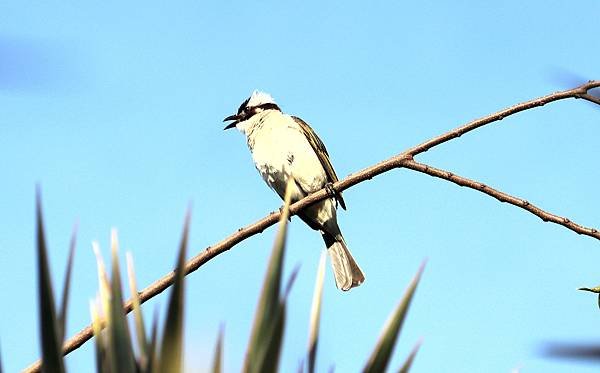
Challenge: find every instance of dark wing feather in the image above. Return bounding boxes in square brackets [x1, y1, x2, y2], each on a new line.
[291, 116, 347, 210]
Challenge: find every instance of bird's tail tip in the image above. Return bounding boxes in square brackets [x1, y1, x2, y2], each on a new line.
[324, 235, 365, 291]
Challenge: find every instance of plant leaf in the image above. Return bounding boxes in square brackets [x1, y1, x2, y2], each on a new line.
[252, 266, 298, 373]
[157, 210, 190, 373]
[243, 178, 294, 373]
[307, 251, 327, 373]
[90, 299, 108, 373]
[398, 339, 422, 373]
[126, 252, 148, 365]
[253, 299, 287, 372]
[93, 241, 111, 320]
[147, 308, 160, 373]
[58, 224, 77, 342]
[0, 339, 4, 373]
[211, 325, 224, 373]
[363, 260, 426, 373]
[35, 191, 65, 373]
[107, 229, 136, 373]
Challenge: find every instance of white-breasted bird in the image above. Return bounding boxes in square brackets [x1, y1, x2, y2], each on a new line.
[223, 90, 365, 291]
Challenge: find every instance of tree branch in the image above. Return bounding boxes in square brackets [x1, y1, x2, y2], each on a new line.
[23, 80, 600, 373]
[402, 159, 600, 239]
[405, 80, 600, 156]
[580, 93, 600, 106]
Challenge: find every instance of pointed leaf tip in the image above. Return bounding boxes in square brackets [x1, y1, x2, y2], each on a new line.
[363, 260, 426, 373]
[58, 224, 77, 342]
[126, 252, 148, 364]
[398, 339, 422, 373]
[243, 178, 295, 373]
[146, 307, 160, 373]
[35, 194, 65, 373]
[307, 251, 327, 373]
[211, 325, 225, 373]
[107, 231, 136, 373]
[90, 300, 107, 373]
[0, 339, 4, 373]
[158, 211, 190, 373]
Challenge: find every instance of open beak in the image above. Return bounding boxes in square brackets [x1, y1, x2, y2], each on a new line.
[223, 114, 240, 130]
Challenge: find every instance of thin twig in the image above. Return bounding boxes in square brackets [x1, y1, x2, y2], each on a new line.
[22, 80, 600, 373]
[405, 80, 600, 156]
[580, 93, 600, 106]
[402, 159, 600, 239]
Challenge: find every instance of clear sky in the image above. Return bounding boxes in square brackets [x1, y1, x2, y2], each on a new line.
[1, 1, 599, 372]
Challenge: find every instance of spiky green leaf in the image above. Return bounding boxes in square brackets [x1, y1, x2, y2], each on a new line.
[252, 267, 298, 373]
[243, 179, 294, 373]
[363, 261, 426, 373]
[157, 211, 190, 373]
[147, 309, 159, 373]
[398, 340, 422, 373]
[58, 225, 77, 342]
[307, 251, 326, 373]
[0, 339, 4, 373]
[253, 300, 286, 372]
[108, 230, 136, 373]
[90, 300, 108, 373]
[93, 242, 110, 320]
[126, 252, 148, 365]
[211, 325, 224, 373]
[35, 191, 65, 373]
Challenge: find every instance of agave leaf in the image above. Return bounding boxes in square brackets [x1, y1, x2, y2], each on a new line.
[397, 339, 422, 373]
[91, 244, 113, 373]
[211, 325, 224, 373]
[126, 252, 148, 363]
[363, 261, 426, 373]
[93, 241, 111, 319]
[254, 299, 287, 372]
[35, 191, 65, 373]
[243, 178, 294, 373]
[157, 211, 190, 373]
[0, 340, 4, 373]
[147, 308, 159, 373]
[107, 230, 136, 373]
[307, 251, 327, 373]
[91, 299, 108, 373]
[252, 266, 299, 373]
[58, 224, 77, 342]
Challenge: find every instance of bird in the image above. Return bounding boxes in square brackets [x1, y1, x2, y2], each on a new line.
[223, 90, 365, 291]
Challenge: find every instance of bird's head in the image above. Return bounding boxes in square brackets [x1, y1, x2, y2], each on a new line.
[223, 90, 281, 130]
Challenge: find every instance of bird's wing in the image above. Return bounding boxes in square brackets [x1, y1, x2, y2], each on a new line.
[291, 115, 347, 210]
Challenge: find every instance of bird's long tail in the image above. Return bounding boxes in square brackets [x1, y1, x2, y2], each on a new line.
[322, 233, 365, 291]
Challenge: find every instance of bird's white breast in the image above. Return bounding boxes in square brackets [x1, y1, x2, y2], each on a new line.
[239, 111, 327, 200]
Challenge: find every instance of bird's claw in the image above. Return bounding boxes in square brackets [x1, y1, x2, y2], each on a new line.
[324, 182, 340, 208]
[325, 182, 336, 197]
[279, 206, 291, 221]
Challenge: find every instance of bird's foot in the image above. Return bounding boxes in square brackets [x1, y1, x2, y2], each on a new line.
[324, 182, 336, 197]
[278, 206, 291, 221]
[324, 182, 340, 207]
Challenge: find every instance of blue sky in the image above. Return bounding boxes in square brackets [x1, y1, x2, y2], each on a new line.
[1, 1, 599, 372]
